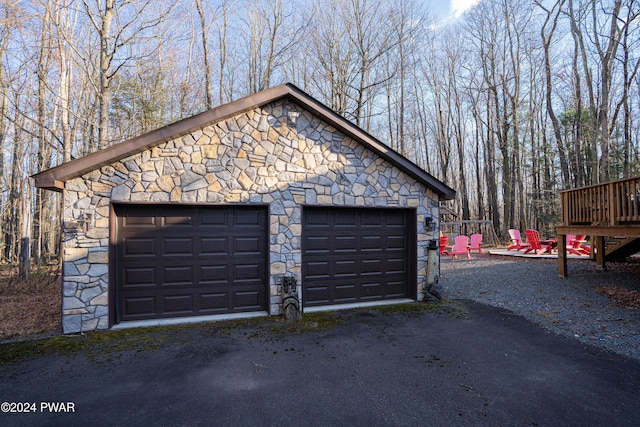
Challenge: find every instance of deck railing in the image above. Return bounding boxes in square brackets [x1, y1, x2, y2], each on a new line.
[561, 176, 640, 226]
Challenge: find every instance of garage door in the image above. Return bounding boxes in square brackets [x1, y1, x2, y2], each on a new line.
[114, 204, 268, 322]
[302, 207, 414, 307]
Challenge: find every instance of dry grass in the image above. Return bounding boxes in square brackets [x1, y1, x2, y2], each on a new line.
[0, 265, 61, 341]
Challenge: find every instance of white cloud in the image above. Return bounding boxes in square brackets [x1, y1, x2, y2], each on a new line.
[450, 0, 481, 18]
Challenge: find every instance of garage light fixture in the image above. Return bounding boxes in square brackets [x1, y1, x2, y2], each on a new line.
[425, 216, 434, 232]
[288, 110, 299, 125]
[80, 212, 93, 233]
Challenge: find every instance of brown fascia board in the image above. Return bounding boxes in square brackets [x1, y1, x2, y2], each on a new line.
[33, 83, 455, 200]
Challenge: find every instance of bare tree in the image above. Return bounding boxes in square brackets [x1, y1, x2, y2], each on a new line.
[308, 0, 355, 116]
[0, 0, 15, 262]
[466, 1, 511, 233]
[448, 35, 471, 221]
[420, 35, 453, 183]
[615, 1, 640, 177]
[216, 0, 231, 104]
[52, 0, 76, 163]
[592, 0, 624, 182]
[348, 0, 396, 128]
[81, 0, 175, 149]
[243, 0, 304, 94]
[33, 0, 55, 269]
[194, 0, 212, 110]
[384, 0, 429, 156]
[536, 0, 570, 190]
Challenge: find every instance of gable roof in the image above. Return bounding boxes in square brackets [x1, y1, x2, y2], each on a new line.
[32, 83, 455, 200]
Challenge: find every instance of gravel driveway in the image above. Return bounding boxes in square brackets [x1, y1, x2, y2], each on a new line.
[440, 253, 640, 360]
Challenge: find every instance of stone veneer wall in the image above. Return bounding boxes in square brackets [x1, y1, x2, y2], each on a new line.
[61, 99, 440, 333]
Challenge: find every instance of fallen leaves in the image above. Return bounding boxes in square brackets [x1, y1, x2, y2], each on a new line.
[596, 286, 640, 309]
[0, 265, 61, 340]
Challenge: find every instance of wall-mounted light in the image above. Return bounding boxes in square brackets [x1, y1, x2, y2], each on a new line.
[288, 110, 299, 125]
[79, 212, 93, 233]
[425, 216, 434, 232]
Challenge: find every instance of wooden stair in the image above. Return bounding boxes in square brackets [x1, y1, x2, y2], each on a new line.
[605, 236, 640, 260]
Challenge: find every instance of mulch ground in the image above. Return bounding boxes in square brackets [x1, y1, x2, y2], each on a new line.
[0, 265, 61, 341]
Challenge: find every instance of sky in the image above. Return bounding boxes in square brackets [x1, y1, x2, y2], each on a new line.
[429, 0, 481, 20]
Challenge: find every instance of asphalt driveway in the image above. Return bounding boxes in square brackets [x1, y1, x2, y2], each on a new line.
[1, 301, 639, 426]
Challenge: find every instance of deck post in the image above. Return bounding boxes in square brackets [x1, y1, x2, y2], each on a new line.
[557, 234, 567, 277]
[594, 235, 606, 270]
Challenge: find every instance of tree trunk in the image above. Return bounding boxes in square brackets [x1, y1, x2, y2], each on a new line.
[217, 2, 229, 104]
[485, 96, 501, 235]
[0, 22, 8, 262]
[593, 0, 623, 182]
[35, 3, 53, 269]
[98, 0, 115, 150]
[568, 0, 598, 184]
[8, 91, 25, 263]
[538, 0, 570, 188]
[19, 183, 32, 280]
[195, 0, 212, 110]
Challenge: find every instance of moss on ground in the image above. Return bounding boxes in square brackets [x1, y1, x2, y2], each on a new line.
[370, 301, 469, 319]
[0, 311, 346, 366]
[0, 302, 467, 366]
[214, 311, 344, 339]
[370, 302, 440, 316]
[0, 326, 177, 366]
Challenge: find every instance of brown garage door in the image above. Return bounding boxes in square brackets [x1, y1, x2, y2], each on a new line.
[114, 204, 268, 322]
[302, 207, 414, 307]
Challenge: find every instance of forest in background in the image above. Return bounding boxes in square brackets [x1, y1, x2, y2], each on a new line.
[2, 0, 640, 268]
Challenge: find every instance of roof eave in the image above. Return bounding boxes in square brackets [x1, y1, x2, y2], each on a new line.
[33, 178, 65, 192]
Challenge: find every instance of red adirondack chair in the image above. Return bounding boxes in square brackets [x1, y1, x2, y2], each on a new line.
[469, 233, 483, 254]
[508, 229, 530, 251]
[523, 229, 556, 255]
[439, 235, 450, 256]
[449, 235, 471, 259]
[567, 234, 590, 256]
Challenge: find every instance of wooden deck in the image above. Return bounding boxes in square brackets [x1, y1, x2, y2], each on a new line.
[489, 248, 589, 260]
[557, 176, 640, 276]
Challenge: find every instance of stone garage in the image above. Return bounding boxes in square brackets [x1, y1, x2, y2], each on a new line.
[33, 84, 455, 334]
